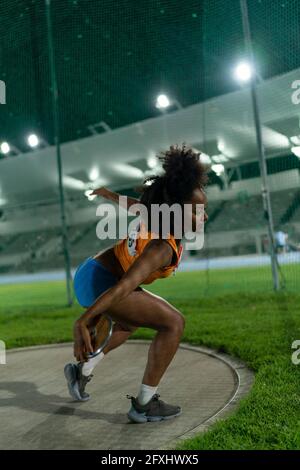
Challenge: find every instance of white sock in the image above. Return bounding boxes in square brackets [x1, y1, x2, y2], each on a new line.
[82, 352, 105, 376]
[137, 383, 158, 405]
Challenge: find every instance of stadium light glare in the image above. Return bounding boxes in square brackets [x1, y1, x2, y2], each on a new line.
[84, 189, 97, 201]
[291, 146, 300, 158]
[217, 140, 225, 152]
[290, 136, 300, 146]
[111, 163, 143, 179]
[147, 155, 158, 169]
[211, 164, 225, 176]
[155, 94, 170, 109]
[199, 153, 211, 164]
[234, 61, 253, 82]
[212, 154, 228, 163]
[63, 176, 85, 191]
[89, 167, 99, 181]
[27, 134, 39, 148]
[0, 142, 10, 154]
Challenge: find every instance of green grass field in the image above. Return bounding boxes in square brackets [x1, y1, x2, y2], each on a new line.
[0, 266, 300, 449]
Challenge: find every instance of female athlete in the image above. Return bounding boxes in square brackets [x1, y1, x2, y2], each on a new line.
[64, 144, 208, 423]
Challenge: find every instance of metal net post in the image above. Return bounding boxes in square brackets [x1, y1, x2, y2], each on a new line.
[45, 0, 73, 305]
[240, 0, 280, 291]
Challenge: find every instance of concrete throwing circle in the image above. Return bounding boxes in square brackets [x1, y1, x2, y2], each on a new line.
[0, 341, 253, 450]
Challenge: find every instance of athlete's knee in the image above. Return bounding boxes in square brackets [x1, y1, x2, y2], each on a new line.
[173, 312, 185, 335]
[161, 308, 185, 336]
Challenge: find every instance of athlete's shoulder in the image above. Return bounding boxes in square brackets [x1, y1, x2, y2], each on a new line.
[145, 239, 174, 266]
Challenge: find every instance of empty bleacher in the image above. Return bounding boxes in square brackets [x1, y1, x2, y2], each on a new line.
[206, 189, 300, 233]
[0, 229, 60, 255]
[1, 187, 300, 273]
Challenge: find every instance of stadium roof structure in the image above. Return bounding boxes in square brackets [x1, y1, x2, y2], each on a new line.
[1, 66, 300, 208]
[0, 0, 300, 207]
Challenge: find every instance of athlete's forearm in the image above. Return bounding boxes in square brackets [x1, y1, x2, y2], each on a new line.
[92, 187, 119, 203]
[92, 187, 139, 211]
[79, 285, 123, 324]
[78, 277, 136, 326]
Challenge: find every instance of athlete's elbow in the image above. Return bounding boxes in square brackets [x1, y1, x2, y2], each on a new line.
[113, 282, 133, 304]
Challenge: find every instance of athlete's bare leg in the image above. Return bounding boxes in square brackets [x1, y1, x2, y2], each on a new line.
[102, 322, 137, 355]
[106, 289, 185, 386]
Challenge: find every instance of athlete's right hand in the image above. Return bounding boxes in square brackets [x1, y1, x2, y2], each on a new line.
[73, 319, 93, 362]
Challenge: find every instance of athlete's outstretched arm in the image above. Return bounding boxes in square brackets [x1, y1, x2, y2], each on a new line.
[73, 240, 173, 362]
[91, 187, 140, 213]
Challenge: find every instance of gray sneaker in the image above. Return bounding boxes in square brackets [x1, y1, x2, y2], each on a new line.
[64, 362, 93, 402]
[127, 394, 181, 423]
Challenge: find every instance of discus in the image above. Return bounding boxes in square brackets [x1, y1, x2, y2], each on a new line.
[88, 314, 113, 358]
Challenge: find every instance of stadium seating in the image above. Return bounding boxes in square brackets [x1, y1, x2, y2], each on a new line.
[0, 188, 299, 272]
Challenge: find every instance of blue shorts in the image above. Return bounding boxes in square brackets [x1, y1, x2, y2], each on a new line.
[73, 257, 118, 308]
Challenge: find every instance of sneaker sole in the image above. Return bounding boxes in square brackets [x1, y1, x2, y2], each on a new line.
[127, 406, 182, 423]
[64, 363, 90, 402]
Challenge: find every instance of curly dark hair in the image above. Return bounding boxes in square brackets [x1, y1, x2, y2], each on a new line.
[140, 143, 208, 208]
[138, 144, 208, 236]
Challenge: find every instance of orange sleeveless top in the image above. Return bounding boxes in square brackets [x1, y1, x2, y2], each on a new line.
[114, 222, 183, 284]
